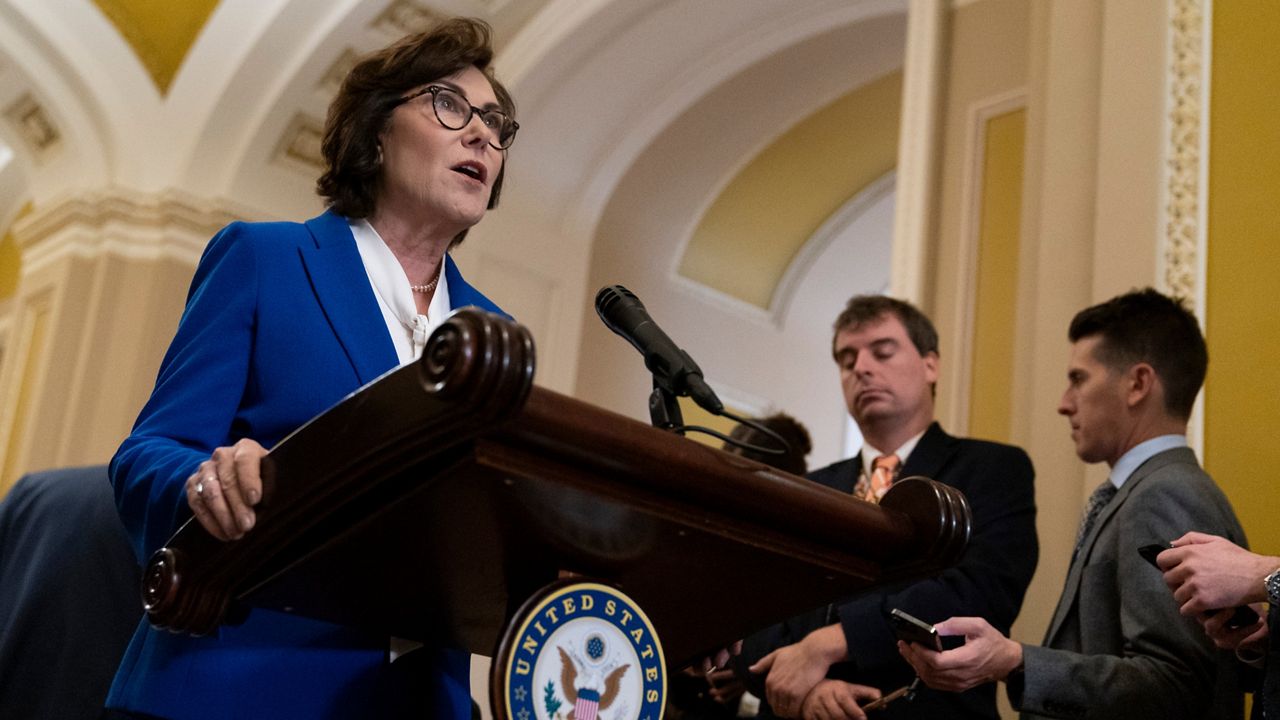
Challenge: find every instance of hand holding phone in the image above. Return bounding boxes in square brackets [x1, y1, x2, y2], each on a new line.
[1137, 542, 1260, 629]
[888, 609, 964, 652]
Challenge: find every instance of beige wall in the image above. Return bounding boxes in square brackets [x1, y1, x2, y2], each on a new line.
[0, 7, 1272, 718]
[931, 0, 1030, 435]
[929, 1, 1185, 685]
[967, 107, 1025, 444]
[0, 192, 237, 494]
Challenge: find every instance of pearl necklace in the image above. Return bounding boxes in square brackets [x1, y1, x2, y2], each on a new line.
[409, 265, 442, 294]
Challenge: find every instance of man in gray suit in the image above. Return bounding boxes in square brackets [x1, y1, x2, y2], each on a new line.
[899, 288, 1246, 719]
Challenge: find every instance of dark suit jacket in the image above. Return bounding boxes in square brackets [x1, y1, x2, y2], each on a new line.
[107, 210, 504, 720]
[1016, 447, 1246, 720]
[741, 422, 1038, 719]
[0, 466, 140, 720]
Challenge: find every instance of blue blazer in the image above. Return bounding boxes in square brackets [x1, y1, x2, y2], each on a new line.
[108, 210, 504, 720]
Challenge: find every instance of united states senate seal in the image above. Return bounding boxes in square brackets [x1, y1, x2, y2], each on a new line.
[493, 581, 666, 720]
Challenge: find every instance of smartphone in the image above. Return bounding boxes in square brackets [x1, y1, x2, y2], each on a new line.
[1137, 543, 1260, 629]
[1137, 543, 1166, 567]
[888, 609, 963, 652]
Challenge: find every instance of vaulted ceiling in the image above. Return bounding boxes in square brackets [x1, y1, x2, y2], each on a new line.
[0, 0, 905, 462]
[0, 0, 902, 309]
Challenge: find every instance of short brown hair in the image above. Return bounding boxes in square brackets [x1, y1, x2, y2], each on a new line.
[831, 295, 939, 359]
[317, 18, 515, 244]
[1068, 288, 1206, 420]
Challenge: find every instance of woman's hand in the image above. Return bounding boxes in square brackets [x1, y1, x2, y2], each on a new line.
[186, 439, 267, 541]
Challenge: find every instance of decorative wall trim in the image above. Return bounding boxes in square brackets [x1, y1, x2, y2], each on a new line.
[473, 0, 513, 13]
[711, 383, 772, 419]
[12, 189, 252, 277]
[669, 172, 897, 331]
[772, 171, 897, 322]
[321, 49, 359, 97]
[1161, 0, 1208, 311]
[668, 273, 774, 329]
[0, 289, 52, 489]
[1161, 0, 1210, 452]
[374, 0, 445, 37]
[947, 89, 1026, 436]
[891, 0, 946, 304]
[274, 113, 326, 175]
[3, 93, 61, 162]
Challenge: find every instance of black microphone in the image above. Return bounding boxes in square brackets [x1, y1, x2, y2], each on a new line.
[595, 285, 723, 414]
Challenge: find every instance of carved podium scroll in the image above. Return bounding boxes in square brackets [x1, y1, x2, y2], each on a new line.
[140, 309, 970, 670]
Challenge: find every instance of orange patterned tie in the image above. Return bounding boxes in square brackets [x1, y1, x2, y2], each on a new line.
[865, 454, 901, 503]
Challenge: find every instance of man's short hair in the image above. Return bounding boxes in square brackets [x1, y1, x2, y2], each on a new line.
[831, 295, 940, 359]
[1068, 288, 1207, 420]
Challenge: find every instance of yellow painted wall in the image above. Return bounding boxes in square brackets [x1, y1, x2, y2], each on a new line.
[1204, 2, 1280, 555]
[1, 205, 33, 301]
[968, 109, 1025, 443]
[0, 231, 18, 300]
[931, 0, 1029, 434]
[92, 0, 220, 93]
[680, 72, 901, 309]
[677, 397, 741, 448]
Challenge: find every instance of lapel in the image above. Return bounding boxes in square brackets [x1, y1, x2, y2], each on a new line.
[900, 422, 956, 480]
[1043, 447, 1196, 644]
[443, 254, 508, 317]
[826, 457, 862, 494]
[834, 422, 951, 495]
[299, 210, 398, 386]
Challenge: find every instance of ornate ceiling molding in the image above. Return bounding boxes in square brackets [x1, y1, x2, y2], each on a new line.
[3, 94, 61, 163]
[375, 0, 447, 37]
[274, 114, 326, 174]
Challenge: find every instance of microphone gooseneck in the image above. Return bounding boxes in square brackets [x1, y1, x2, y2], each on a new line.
[594, 285, 723, 414]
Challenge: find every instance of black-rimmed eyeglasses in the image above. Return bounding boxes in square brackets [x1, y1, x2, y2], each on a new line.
[394, 85, 519, 150]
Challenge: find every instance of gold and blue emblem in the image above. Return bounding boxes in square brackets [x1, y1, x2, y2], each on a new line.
[494, 581, 665, 720]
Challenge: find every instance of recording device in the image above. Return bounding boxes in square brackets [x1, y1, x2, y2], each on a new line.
[594, 285, 723, 414]
[1137, 543, 1260, 629]
[860, 679, 918, 712]
[888, 608, 963, 652]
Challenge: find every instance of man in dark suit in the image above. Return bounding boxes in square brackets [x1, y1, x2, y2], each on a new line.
[744, 295, 1039, 719]
[901, 289, 1247, 720]
[0, 466, 140, 719]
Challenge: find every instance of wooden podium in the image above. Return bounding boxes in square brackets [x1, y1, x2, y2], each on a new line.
[140, 309, 970, 676]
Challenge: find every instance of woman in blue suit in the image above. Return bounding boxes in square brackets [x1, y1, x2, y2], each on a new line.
[106, 18, 517, 720]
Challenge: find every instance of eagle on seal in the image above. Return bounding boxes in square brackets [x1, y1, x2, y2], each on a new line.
[557, 646, 630, 719]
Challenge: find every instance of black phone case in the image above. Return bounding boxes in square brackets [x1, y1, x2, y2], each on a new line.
[1138, 542, 1259, 629]
[888, 609, 942, 651]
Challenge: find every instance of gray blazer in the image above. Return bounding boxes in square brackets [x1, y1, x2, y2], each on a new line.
[1016, 447, 1246, 720]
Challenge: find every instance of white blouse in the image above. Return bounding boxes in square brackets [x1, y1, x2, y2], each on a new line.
[349, 218, 451, 365]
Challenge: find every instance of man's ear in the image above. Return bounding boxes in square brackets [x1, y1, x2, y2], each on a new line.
[1126, 363, 1158, 408]
[923, 351, 940, 385]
